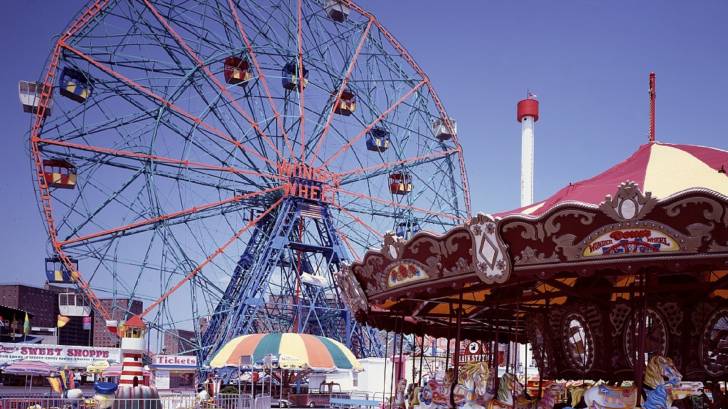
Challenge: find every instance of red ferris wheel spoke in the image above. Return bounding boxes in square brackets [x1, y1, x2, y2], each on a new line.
[141, 0, 284, 161]
[58, 186, 282, 247]
[37, 138, 282, 181]
[335, 148, 459, 179]
[227, 0, 295, 156]
[333, 187, 461, 222]
[321, 79, 427, 168]
[310, 19, 373, 162]
[61, 43, 276, 169]
[336, 228, 360, 260]
[138, 197, 284, 320]
[297, 0, 306, 163]
[329, 202, 381, 237]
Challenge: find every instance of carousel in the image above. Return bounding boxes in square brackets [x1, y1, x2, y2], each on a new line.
[337, 81, 728, 409]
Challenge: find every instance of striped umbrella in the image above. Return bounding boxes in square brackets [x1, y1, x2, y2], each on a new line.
[210, 333, 361, 371]
[3, 360, 56, 376]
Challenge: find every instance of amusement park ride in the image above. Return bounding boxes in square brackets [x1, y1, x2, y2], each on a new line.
[21, 0, 469, 383]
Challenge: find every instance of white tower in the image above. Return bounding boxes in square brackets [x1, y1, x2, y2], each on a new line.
[517, 95, 539, 207]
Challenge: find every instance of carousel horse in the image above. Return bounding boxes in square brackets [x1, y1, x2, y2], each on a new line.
[486, 373, 525, 409]
[454, 361, 495, 409]
[641, 355, 681, 409]
[427, 374, 453, 408]
[583, 382, 637, 409]
[514, 383, 566, 409]
[394, 378, 409, 409]
[567, 385, 587, 408]
[408, 382, 421, 408]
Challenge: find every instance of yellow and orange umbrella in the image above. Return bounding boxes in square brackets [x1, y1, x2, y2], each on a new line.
[210, 333, 361, 371]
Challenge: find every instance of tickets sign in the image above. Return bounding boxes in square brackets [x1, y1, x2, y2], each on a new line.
[583, 228, 680, 257]
[153, 355, 197, 367]
[0, 342, 121, 367]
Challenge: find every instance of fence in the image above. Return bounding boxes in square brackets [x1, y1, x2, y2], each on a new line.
[0, 394, 269, 409]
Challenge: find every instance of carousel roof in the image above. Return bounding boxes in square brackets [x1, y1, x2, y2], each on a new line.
[499, 142, 728, 217]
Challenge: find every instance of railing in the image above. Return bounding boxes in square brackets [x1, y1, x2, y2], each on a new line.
[0, 394, 268, 409]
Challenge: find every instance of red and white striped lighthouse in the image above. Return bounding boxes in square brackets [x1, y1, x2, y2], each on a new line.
[118, 315, 147, 387]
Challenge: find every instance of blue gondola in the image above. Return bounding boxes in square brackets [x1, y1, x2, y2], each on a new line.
[282, 61, 308, 91]
[396, 221, 421, 239]
[59, 68, 92, 103]
[366, 127, 390, 152]
[45, 256, 78, 283]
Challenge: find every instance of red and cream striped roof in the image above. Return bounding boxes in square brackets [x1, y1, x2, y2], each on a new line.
[499, 142, 728, 217]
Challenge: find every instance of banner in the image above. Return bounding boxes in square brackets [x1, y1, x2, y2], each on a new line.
[0, 342, 121, 367]
[57, 315, 70, 328]
[83, 316, 92, 330]
[583, 228, 680, 257]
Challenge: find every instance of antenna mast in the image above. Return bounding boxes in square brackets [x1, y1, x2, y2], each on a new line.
[649, 72, 656, 143]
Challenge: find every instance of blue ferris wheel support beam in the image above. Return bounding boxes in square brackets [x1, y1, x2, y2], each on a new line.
[199, 196, 383, 364]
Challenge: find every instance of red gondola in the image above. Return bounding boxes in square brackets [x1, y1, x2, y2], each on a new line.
[389, 172, 413, 195]
[224, 56, 253, 85]
[333, 88, 356, 116]
[43, 159, 77, 189]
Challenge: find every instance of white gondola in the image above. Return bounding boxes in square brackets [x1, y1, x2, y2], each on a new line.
[325, 0, 350, 23]
[300, 272, 327, 287]
[432, 117, 457, 141]
[59, 292, 92, 317]
[18, 81, 50, 115]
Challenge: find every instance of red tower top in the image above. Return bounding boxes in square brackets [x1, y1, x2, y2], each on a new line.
[517, 97, 539, 123]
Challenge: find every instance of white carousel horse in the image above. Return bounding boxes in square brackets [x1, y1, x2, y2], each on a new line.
[583, 383, 637, 409]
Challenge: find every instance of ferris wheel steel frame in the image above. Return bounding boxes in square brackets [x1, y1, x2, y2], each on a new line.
[28, 0, 471, 362]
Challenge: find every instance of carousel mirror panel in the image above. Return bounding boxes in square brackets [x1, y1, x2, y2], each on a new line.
[702, 307, 728, 376]
[624, 308, 669, 367]
[563, 314, 595, 372]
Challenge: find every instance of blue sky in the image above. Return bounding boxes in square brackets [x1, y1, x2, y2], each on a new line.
[2, 0, 727, 284]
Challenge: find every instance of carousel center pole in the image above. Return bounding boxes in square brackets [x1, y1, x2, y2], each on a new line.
[494, 309, 501, 397]
[412, 334, 417, 385]
[382, 331, 389, 407]
[635, 272, 649, 406]
[445, 305, 453, 372]
[537, 299, 548, 399]
[397, 314, 405, 407]
[452, 290, 464, 409]
[418, 335, 425, 386]
[389, 321, 398, 409]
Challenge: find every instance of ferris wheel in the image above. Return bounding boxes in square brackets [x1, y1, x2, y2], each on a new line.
[24, 0, 470, 360]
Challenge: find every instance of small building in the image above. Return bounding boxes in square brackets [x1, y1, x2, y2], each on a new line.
[150, 354, 197, 391]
